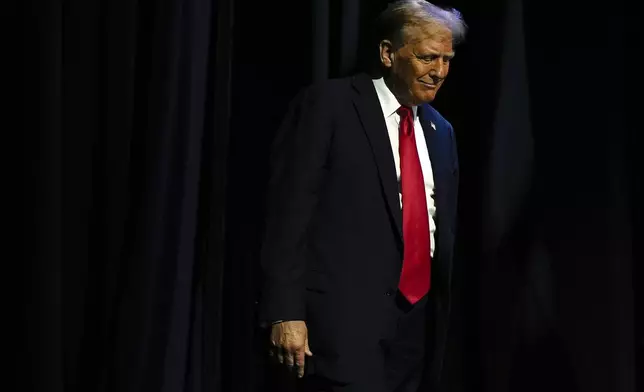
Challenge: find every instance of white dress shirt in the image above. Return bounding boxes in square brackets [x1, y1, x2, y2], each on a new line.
[372, 78, 436, 257]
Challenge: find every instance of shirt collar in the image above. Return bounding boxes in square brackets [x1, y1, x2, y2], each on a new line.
[372, 77, 418, 119]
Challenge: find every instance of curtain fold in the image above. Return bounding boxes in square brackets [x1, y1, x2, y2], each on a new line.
[23, 1, 64, 391]
[23, 0, 232, 391]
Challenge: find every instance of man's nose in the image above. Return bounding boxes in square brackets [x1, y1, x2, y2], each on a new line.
[429, 61, 447, 79]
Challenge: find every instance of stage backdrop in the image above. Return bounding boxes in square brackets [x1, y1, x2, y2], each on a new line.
[226, 1, 637, 392]
[23, 0, 233, 391]
[23, 0, 637, 392]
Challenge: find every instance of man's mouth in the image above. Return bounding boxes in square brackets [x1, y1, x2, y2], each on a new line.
[419, 80, 439, 88]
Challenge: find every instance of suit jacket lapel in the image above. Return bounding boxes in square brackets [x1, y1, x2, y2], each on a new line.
[419, 104, 445, 229]
[351, 75, 403, 242]
[419, 104, 452, 297]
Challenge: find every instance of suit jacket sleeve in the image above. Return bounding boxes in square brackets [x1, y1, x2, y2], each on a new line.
[259, 85, 334, 323]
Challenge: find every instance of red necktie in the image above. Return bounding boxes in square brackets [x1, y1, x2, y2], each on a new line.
[397, 105, 431, 304]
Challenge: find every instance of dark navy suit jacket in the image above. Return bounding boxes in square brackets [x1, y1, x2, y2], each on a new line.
[260, 73, 459, 387]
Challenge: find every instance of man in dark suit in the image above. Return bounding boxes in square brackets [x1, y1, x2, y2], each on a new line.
[260, 1, 466, 391]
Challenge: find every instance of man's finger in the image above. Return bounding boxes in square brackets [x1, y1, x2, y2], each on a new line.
[295, 348, 306, 378]
[284, 350, 295, 368]
[276, 347, 285, 364]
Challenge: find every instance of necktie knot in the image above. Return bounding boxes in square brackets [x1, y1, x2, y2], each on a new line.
[397, 105, 414, 136]
[397, 105, 413, 119]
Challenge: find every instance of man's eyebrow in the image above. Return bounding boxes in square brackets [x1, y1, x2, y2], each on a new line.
[416, 50, 456, 59]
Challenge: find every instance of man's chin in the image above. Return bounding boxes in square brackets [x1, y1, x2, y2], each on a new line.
[414, 92, 437, 104]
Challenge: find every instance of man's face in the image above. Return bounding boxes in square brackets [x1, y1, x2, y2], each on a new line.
[380, 24, 454, 105]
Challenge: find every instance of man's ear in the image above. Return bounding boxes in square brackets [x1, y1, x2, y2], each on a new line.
[379, 40, 395, 68]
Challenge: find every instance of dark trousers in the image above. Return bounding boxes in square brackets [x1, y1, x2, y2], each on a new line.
[295, 293, 431, 392]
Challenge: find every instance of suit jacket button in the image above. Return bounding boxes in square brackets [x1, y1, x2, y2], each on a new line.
[385, 290, 393, 296]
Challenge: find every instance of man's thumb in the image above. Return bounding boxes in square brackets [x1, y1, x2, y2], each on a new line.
[304, 338, 313, 356]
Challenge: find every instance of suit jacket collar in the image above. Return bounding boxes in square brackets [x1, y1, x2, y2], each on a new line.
[372, 77, 418, 119]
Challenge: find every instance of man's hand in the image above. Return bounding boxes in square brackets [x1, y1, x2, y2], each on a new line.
[269, 320, 313, 378]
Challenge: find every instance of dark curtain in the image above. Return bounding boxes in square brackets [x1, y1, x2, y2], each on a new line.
[22, 0, 232, 391]
[23, 0, 638, 391]
[449, 0, 636, 391]
[227, 1, 637, 392]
